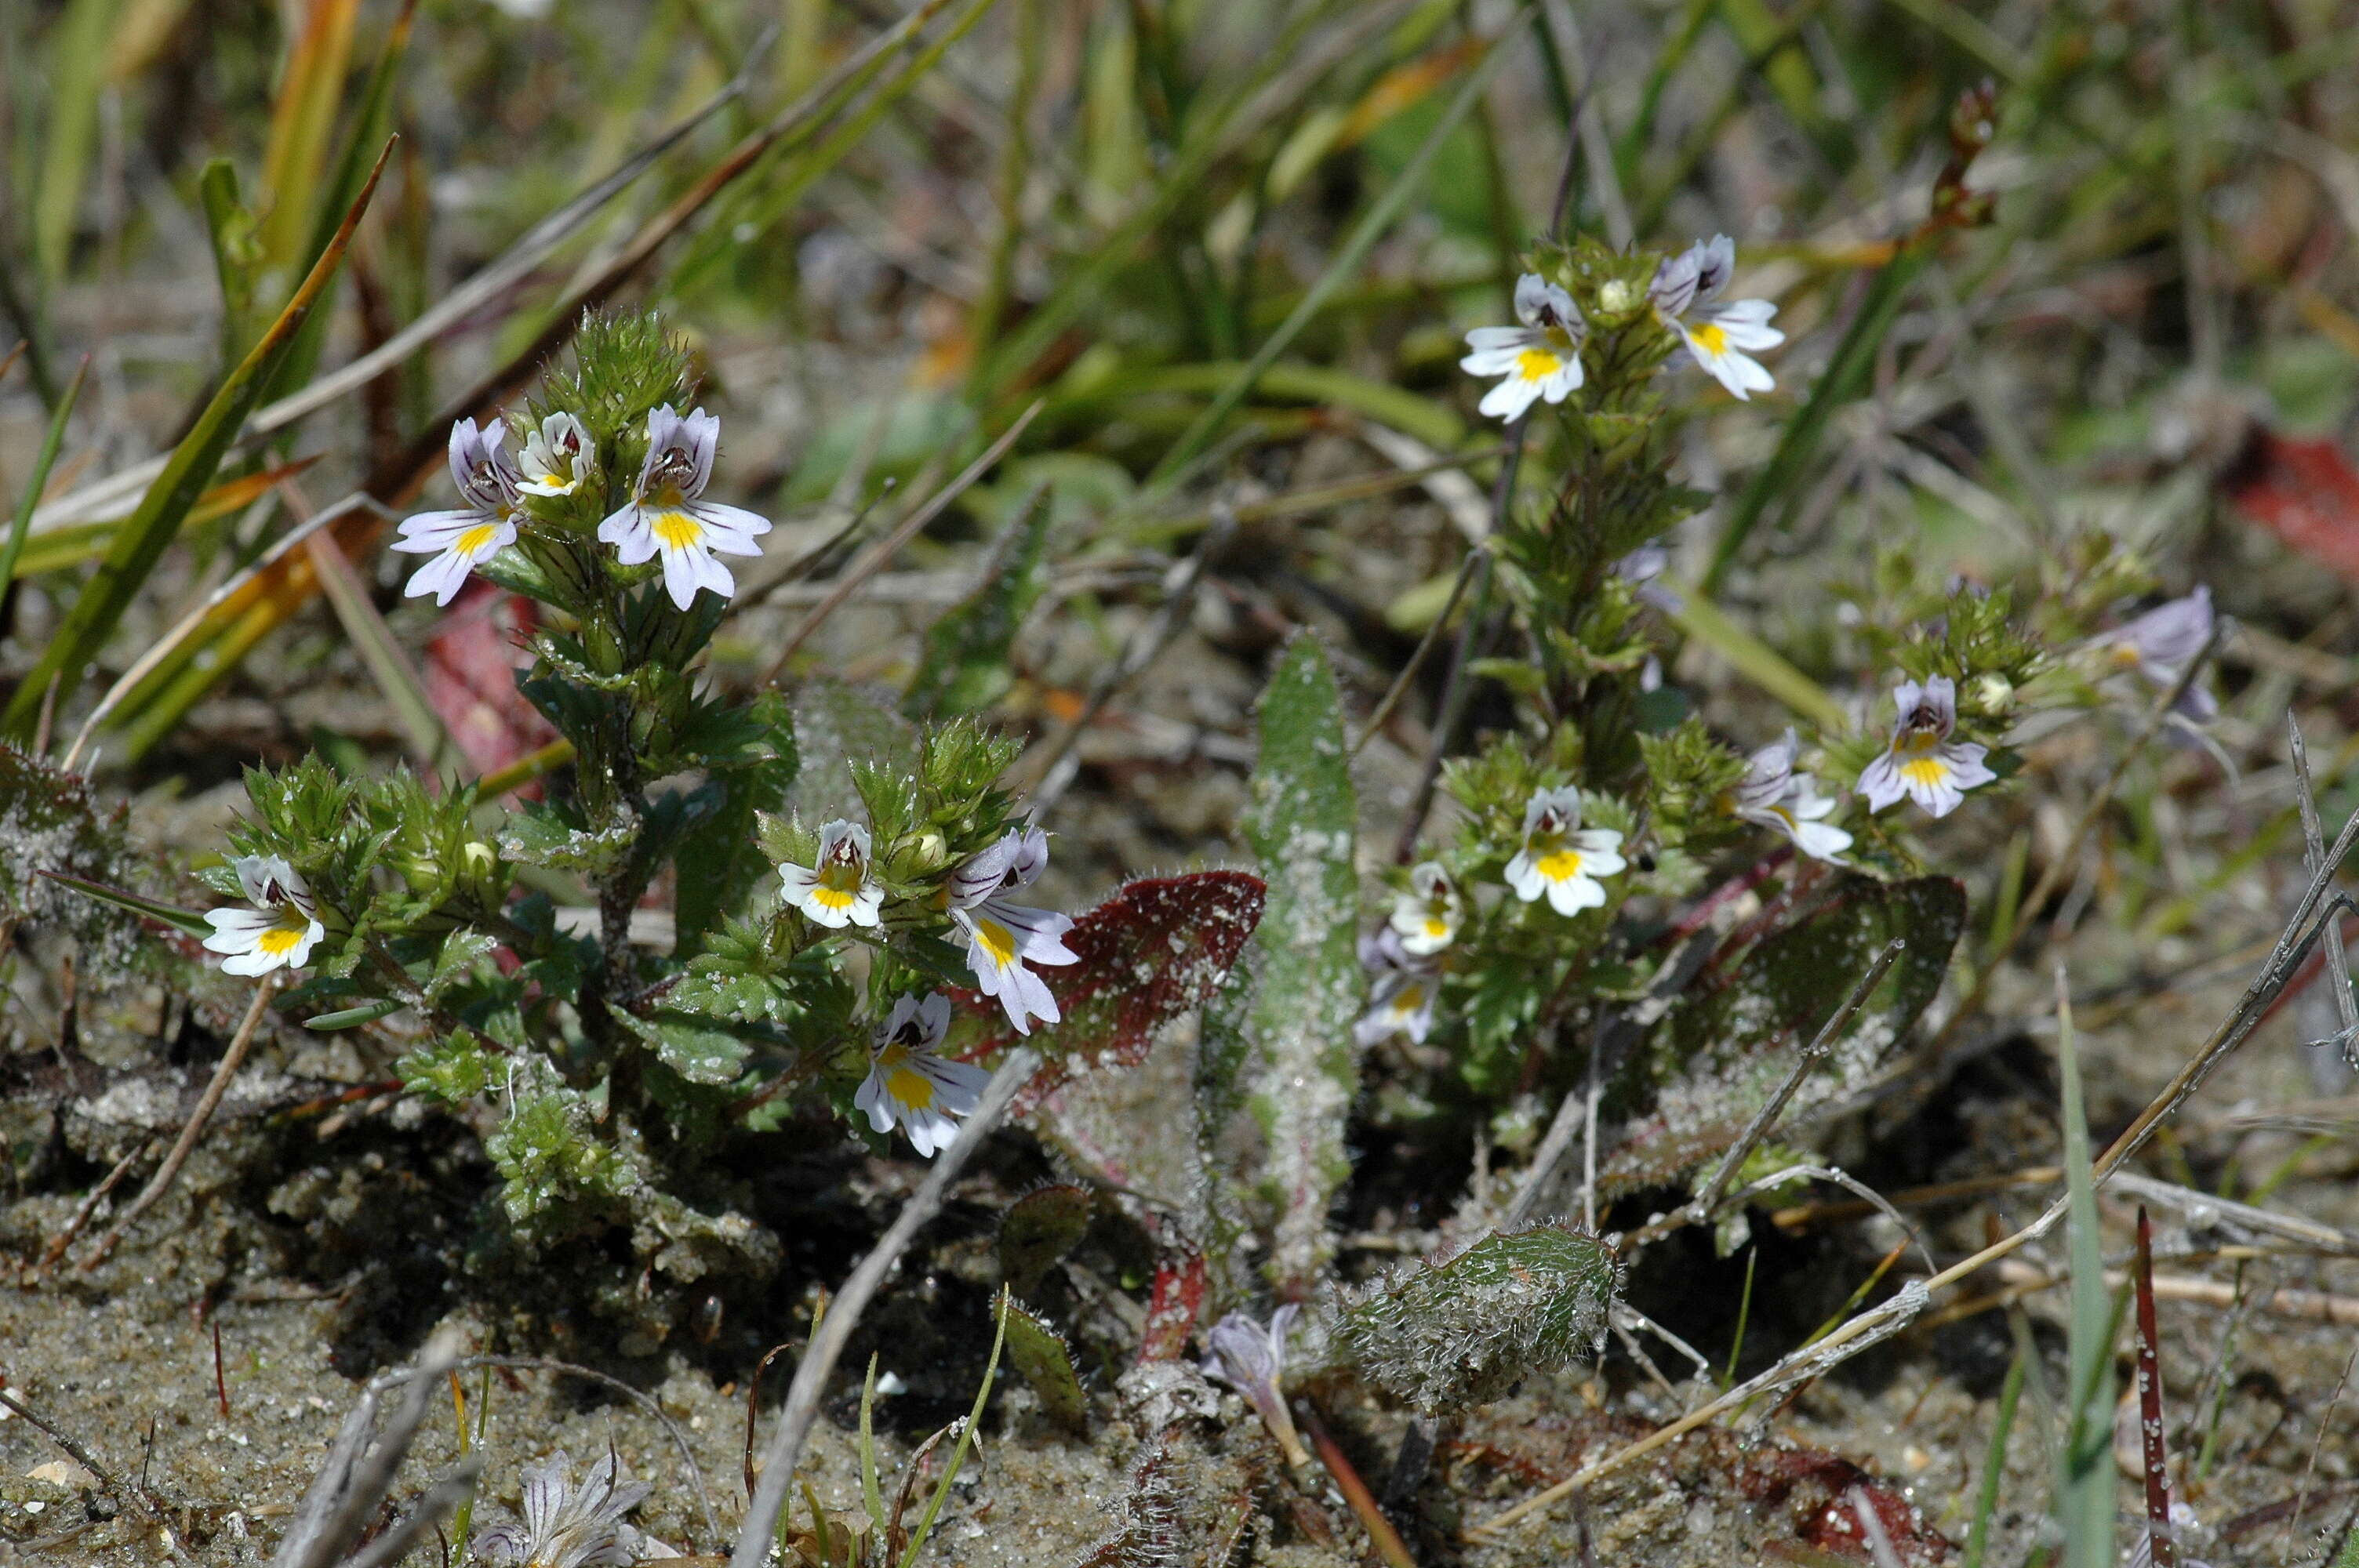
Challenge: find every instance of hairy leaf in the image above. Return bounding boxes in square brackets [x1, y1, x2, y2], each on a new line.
[1234, 633, 1361, 1296]
[999, 1183, 1094, 1298]
[1337, 1223, 1620, 1413]
[1002, 1298, 1089, 1436]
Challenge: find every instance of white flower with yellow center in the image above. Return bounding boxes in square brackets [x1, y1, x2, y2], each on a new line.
[948, 826, 1079, 1035]
[201, 855, 325, 976]
[1733, 730, 1853, 863]
[1857, 676, 1995, 818]
[596, 405, 771, 611]
[517, 411, 595, 498]
[1649, 235, 1784, 401]
[856, 993, 992, 1158]
[1387, 861, 1463, 956]
[2096, 586, 2217, 723]
[1355, 928, 1438, 1047]
[390, 418, 523, 606]
[1459, 273, 1587, 422]
[778, 819, 885, 928]
[1503, 786, 1626, 916]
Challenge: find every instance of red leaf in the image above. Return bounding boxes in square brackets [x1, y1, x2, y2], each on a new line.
[1741, 1449, 1954, 1563]
[1136, 1249, 1207, 1364]
[423, 580, 557, 784]
[2224, 428, 2359, 583]
[947, 871, 1265, 1103]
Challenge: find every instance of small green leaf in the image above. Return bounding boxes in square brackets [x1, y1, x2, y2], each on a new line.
[616, 1007, 756, 1086]
[1001, 1298, 1089, 1436]
[496, 800, 636, 875]
[998, 1183, 1093, 1297]
[398, 1030, 500, 1103]
[307, 998, 407, 1031]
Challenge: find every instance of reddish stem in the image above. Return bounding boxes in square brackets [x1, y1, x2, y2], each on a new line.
[2134, 1207, 2176, 1568]
[1299, 1399, 1419, 1568]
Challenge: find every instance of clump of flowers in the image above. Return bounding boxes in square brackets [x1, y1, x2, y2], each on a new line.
[161, 313, 1140, 1343]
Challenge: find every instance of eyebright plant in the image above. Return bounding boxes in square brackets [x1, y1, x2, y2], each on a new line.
[1363, 211, 2226, 1152]
[154, 313, 1259, 1335]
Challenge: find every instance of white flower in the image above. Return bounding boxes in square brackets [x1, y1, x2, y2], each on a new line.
[777, 819, 884, 928]
[856, 993, 992, 1158]
[2098, 586, 2217, 722]
[1503, 786, 1626, 916]
[1355, 927, 1438, 1047]
[595, 405, 771, 611]
[1459, 273, 1586, 422]
[390, 417, 522, 607]
[517, 411, 595, 497]
[1733, 730, 1853, 863]
[1649, 235, 1783, 401]
[947, 826, 1078, 1036]
[473, 1450, 649, 1568]
[1387, 861, 1462, 956]
[1857, 676, 1996, 818]
[201, 855, 325, 976]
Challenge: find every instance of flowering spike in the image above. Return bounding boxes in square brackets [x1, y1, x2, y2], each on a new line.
[1733, 730, 1853, 862]
[949, 826, 1078, 1034]
[1503, 786, 1625, 915]
[776, 819, 884, 928]
[1649, 235, 1784, 401]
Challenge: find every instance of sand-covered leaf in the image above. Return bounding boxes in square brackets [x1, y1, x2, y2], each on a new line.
[783, 676, 918, 827]
[1230, 633, 1362, 1296]
[1601, 875, 1967, 1195]
[1337, 1223, 1619, 1413]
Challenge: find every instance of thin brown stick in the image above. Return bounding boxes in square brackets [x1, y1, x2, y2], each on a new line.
[1352, 546, 1488, 757]
[79, 978, 278, 1271]
[34, 1134, 154, 1272]
[1299, 1399, 1419, 1568]
[0, 1385, 193, 1564]
[758, 401, 1041, 685]
[732, 1049, 1040, 1566]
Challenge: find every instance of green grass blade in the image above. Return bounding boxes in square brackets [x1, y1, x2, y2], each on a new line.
[1146, 7, 1525, 487]
[1665, 587, 1848, 732]
[1961, 1338, 2027, 1568]
[0, 354, 89, 605]
[2055, 978, 2116, 1568]
[1, 140, 394, 739]
[1703, 246, 1927, 590]
[894, 1287, 1011, 1568]
[38, 869, 211, 937]
[32, 0, 125, 286]
[265, 0, 419, 405]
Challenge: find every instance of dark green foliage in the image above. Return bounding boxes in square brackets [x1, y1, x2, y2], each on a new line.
[998, 1183, 1095, 1297]
[903, 486, 1052, 720]
[1337, 1224, 1621, 1413]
